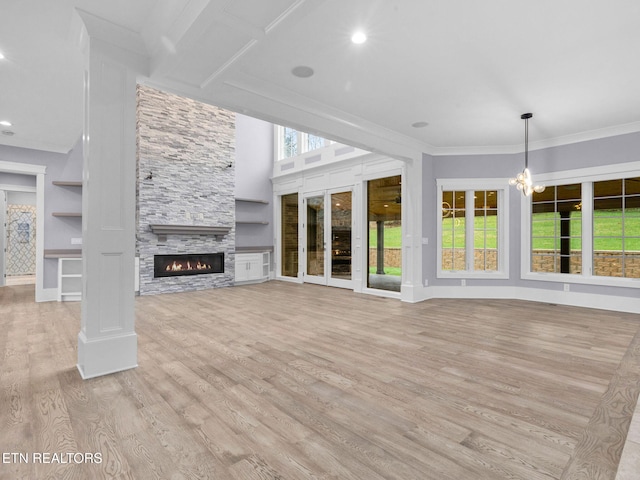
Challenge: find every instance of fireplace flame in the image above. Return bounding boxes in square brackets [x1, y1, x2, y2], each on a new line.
[165, 260, 212, 272]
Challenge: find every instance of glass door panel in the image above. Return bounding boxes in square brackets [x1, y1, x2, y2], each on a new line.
[330, 192, 352, 281]
[306, 195, 325, 279]
[280, 193, 298, 278]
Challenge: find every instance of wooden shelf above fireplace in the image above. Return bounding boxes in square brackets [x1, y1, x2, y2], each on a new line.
[149, 224, 232, 237]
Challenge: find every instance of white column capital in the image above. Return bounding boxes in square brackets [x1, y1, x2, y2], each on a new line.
[76, 8, 150, 76]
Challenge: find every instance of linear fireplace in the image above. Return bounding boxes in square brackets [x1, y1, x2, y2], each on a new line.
[154, 253, 224, 278]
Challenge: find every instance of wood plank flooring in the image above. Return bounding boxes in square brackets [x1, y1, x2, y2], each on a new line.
[1, 281, 640, 479]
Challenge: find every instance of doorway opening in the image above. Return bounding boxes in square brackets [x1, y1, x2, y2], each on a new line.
[5, 194, 37, 285]
[0, 161, 46, 300]
[367, 175, 402, 292]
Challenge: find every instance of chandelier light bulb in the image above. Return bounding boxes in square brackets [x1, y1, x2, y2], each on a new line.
[510, 113, 545, 197]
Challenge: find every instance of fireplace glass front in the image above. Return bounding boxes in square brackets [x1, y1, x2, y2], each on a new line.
[154, 253, 224, 278]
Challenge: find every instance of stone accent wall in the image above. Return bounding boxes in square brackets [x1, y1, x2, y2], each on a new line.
[136, 85, 235, 295]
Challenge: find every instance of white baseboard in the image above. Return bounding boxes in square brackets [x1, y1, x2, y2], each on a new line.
[37, 287, 58, 303]
[408, 285, 640, 314]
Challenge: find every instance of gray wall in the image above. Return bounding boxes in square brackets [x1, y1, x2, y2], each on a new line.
[424, 131, 640, 298]
[234, 114, 274, 249]
[0, 140, 83, 288]
[7, 191, 36, 205]
[0, 172, 36, 187]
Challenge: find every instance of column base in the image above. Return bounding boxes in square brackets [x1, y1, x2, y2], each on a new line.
[77, 331, 138, 379]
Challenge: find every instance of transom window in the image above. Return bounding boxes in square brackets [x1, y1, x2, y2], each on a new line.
[277, 126, 329, 160]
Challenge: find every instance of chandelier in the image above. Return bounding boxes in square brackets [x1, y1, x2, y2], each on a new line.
[509, 113, 545, 196]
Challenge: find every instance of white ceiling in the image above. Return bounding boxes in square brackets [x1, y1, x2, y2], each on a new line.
[1, 0, 639, 157]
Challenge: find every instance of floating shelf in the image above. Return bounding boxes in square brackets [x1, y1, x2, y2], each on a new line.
[44, 249, 82, 258]
[149, 224, 232, 237]
[235, 197, 269, 204]
[235, 246, 274, 253]
[52, 212, 82, 217]
[236, 221, 269, 225]
[52, 181, 82, 187]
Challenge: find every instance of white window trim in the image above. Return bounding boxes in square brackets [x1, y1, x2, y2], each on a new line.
[437, 178, 510, 279]
[520, 161, 640, 288]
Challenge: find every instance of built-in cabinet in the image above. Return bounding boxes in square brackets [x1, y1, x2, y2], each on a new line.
[235, 252, 270, 284]
[58, 257, 82, 301]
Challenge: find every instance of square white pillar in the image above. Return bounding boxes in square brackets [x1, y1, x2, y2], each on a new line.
[76, 14, 146, 379]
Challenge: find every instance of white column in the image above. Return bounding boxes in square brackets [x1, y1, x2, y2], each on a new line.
[401, 155, 424, 302]
[35, 172, 46, 301]
[76, 13, 147, 379]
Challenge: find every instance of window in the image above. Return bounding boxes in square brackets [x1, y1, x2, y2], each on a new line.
[531, 184, 582, 274]
[441, 191, 466, 271]
[593, 177, 640, 278]
[276, 126, 329, 160]
[474, 190, 499, 271]
[438, 181, 508, 278]
[522, 164, 640, 286]
[306, 134, 326, 152]
[283, 127, 298, 159]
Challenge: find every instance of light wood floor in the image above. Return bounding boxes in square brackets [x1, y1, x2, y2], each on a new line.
[2, 282, 640, 480]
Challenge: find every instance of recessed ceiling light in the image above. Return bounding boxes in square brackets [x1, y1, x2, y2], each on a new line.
[383, 204, 389, 208]
[0, 52, 4, 60]
[291, 65, 314, 78]
[351, 31, 367, 44]
[412, 121, 429, 128]
[0, 120, 12, 127]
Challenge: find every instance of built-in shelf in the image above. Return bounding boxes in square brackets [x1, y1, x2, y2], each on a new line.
[149, 224, 232, 237]
[52, 212, 82, 217]
[235, 197, 269, 204]
[236, 221, 269, 225]
[44, 249, 82, 258]
[52, 181, 82, 187]
[235, 246, 274, 253]
[58, 257, 82, 302]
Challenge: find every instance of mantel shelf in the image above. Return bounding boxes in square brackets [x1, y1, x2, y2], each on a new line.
[149, 224, 232, 237]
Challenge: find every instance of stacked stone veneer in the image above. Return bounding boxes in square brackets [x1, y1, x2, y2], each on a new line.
[136, 85, 235, 295]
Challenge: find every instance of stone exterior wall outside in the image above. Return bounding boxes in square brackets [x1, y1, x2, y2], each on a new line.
[439, 248, 640, 277]
[369, 247, 402, 269]
[137, 85, 236, 295]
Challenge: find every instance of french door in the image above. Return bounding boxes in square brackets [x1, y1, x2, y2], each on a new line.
[303, 189, 353, 288]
